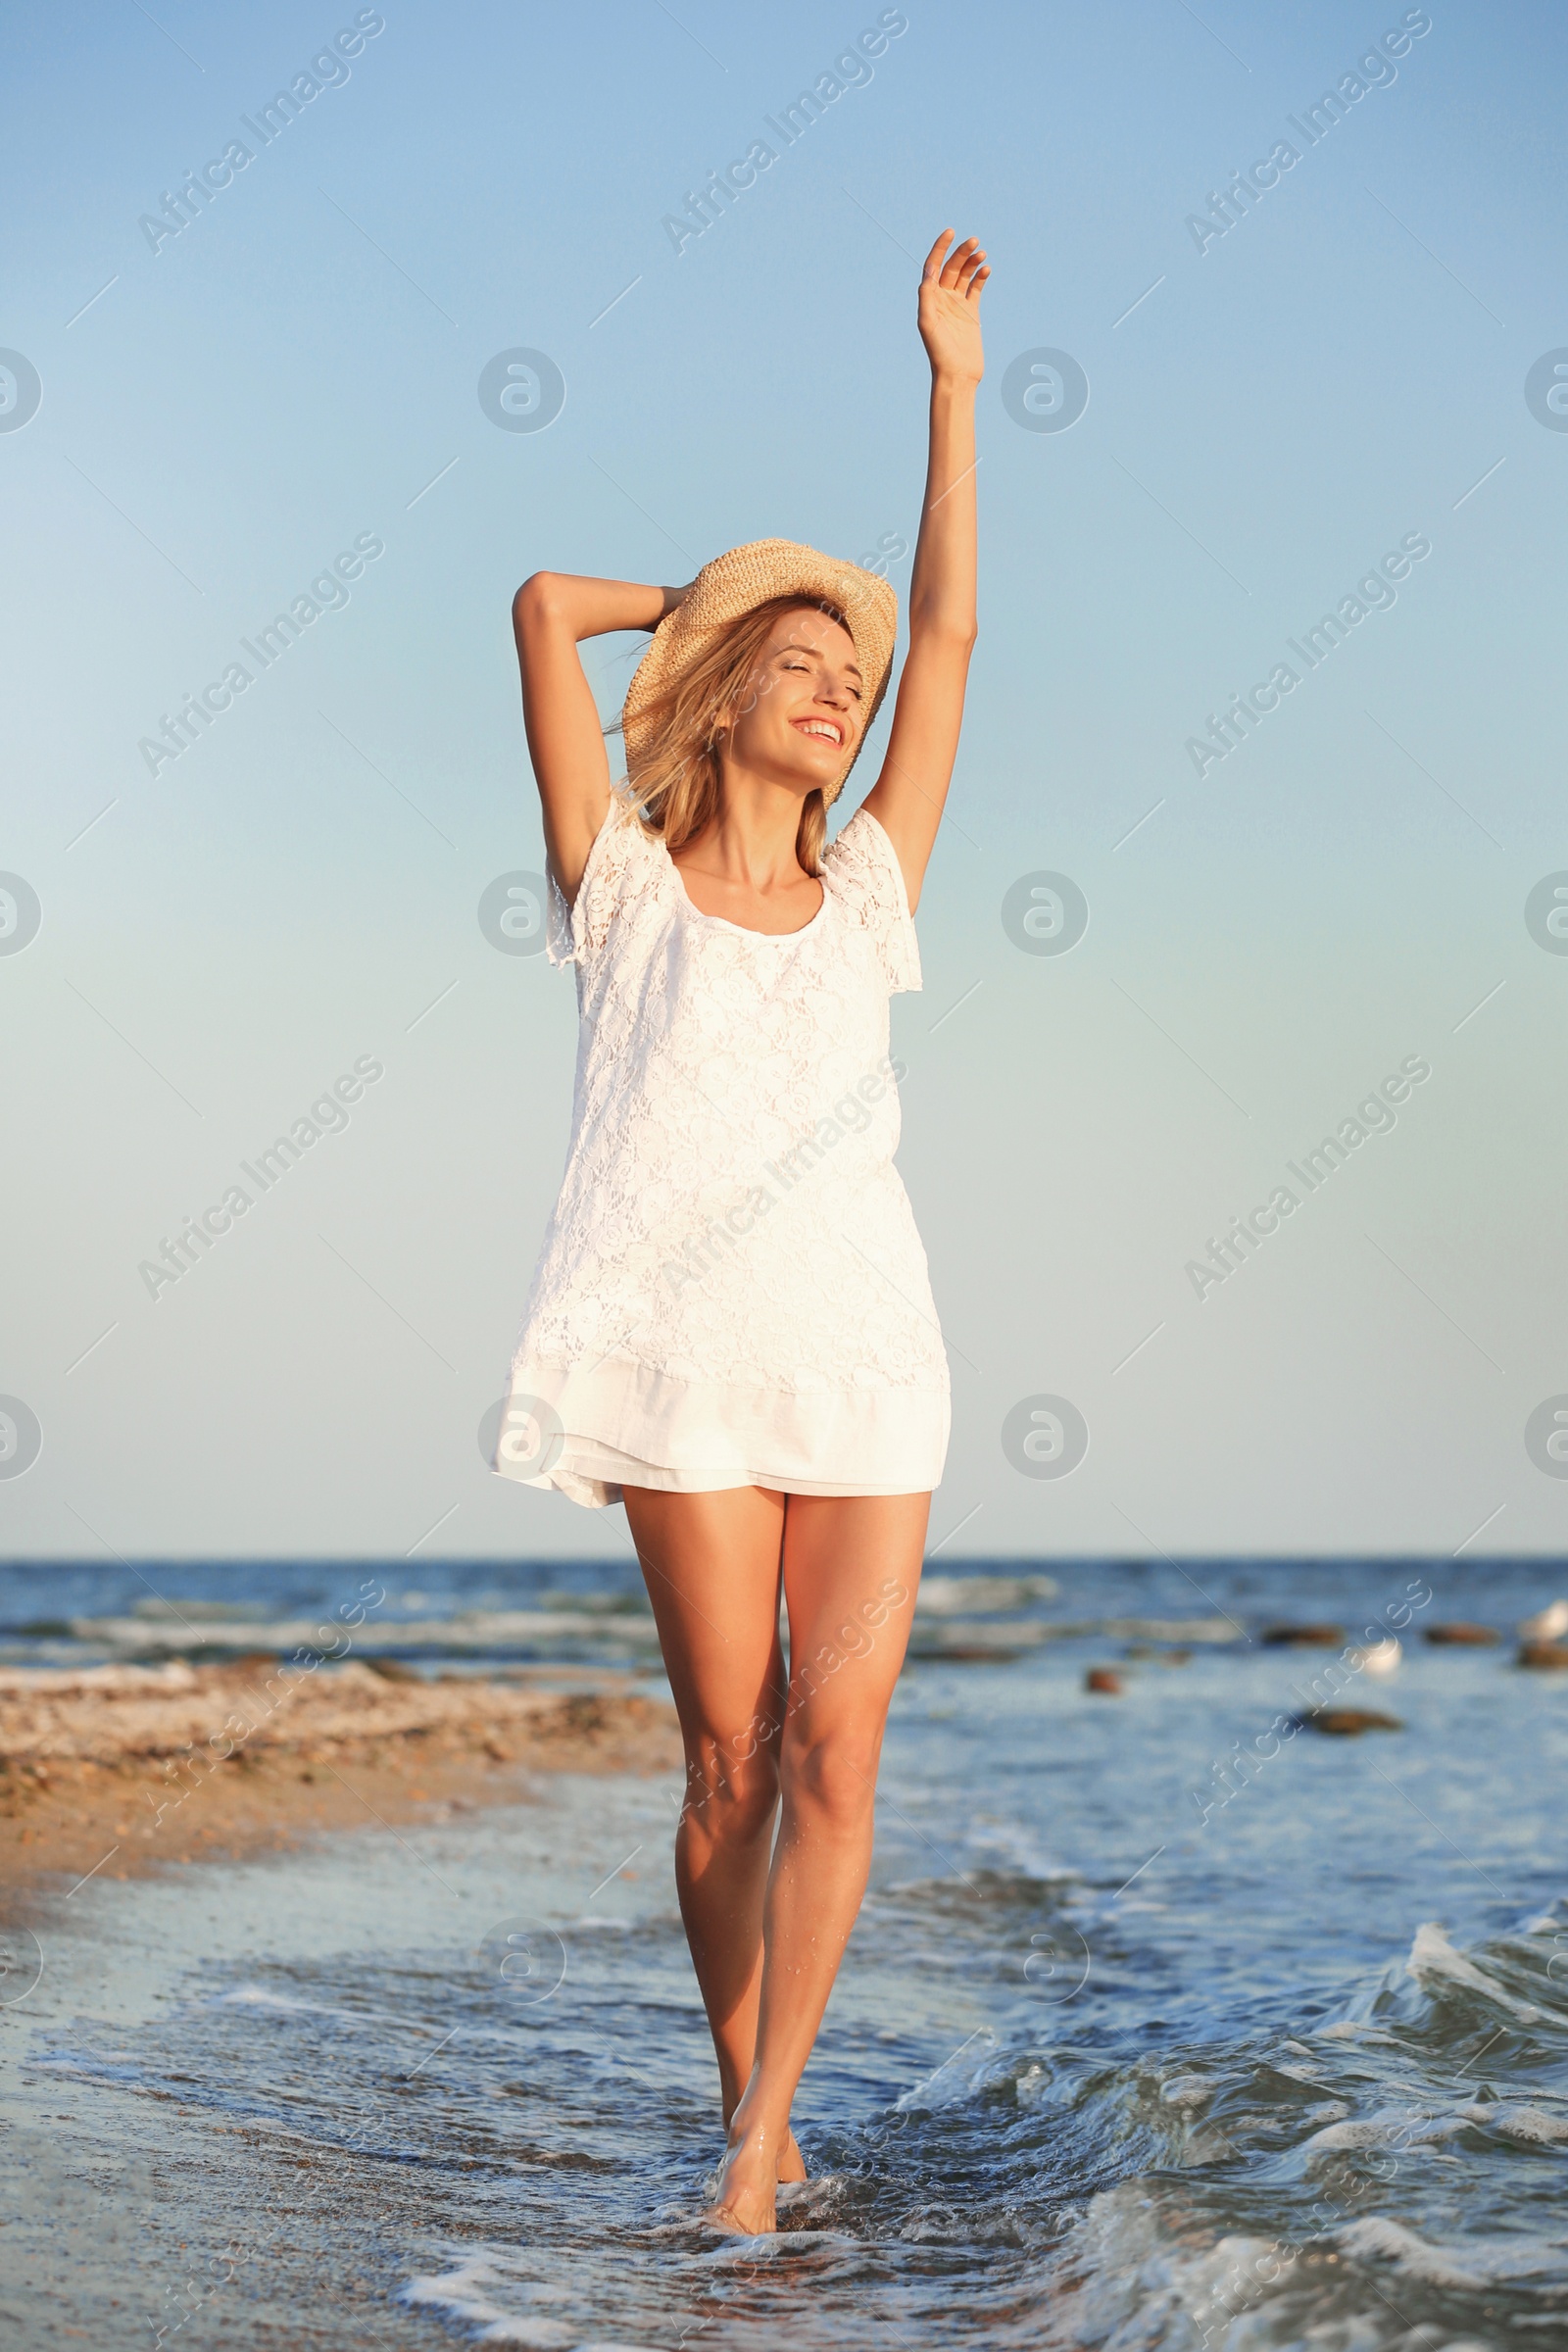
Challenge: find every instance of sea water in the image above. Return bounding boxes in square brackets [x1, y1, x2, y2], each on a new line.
[4, 1555, 1567, 2349]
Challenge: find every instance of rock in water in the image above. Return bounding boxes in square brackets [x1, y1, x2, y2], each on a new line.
[1424, 1623, 1499, 1645]
[1302, 1707, 1402, 1735]
[1085, 1668, 1122, 1694]
[1518, 1641, 1568, 1670]
[1261, 1624, 1346, 1647]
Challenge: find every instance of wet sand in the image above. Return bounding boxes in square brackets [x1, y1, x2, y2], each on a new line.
[0, 1659, 682, 1891]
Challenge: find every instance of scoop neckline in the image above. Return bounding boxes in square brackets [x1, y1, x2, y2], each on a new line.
[664, 845, 829, 941]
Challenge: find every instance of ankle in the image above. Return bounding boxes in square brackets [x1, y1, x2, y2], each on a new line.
[726, 2096, 791, 2153]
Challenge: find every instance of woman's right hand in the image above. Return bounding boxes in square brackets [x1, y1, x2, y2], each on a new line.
[514, 572, 672, 903]
[648, 577, 699, 628]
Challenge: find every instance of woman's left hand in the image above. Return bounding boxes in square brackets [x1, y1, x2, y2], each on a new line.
[917, 229, 989, 385]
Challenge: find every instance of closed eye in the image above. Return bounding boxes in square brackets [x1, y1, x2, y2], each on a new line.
[780, 658, 861, 701]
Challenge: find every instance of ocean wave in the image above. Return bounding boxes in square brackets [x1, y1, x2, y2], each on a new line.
[785, 1901, 1568, 2344]
[61, 1607, 666, 1657]
[403, 2254, 606, 2347]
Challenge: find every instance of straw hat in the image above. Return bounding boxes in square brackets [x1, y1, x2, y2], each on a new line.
[620, 538, 899, 805]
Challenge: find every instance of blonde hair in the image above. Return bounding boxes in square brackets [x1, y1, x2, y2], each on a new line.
[614, 594, 855, 877]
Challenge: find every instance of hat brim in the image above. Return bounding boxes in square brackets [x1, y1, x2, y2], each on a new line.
[619, 538, 898, 803]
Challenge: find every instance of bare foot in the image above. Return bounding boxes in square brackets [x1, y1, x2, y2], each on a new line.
[777, 2128, 807, 2185]
[704, 2125, 779, 2235]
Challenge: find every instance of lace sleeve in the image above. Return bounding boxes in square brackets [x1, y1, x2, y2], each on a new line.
[546, 790, 655, 969]
[820, 806, 922, 995]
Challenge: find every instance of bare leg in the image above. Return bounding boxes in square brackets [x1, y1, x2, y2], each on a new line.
[621, 1486, 805, 2178]
[706, 1490, 928, 2232]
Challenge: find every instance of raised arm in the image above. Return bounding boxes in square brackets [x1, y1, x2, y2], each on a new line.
[860, 230, 988, 911]
[512, 571, 689, 903]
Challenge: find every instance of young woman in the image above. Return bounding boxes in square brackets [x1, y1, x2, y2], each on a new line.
[497, 229, 987, 2232]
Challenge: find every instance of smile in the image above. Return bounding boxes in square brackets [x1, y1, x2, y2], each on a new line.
[793, 718, 844, 747]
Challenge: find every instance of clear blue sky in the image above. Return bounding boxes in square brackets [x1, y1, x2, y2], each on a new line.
[4, 0, 1566, 1562]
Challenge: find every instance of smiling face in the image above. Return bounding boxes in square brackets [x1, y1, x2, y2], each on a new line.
[720, 604, 863, 798]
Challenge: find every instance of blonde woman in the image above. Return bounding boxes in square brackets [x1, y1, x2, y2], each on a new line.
[497, 229, 987, 2232]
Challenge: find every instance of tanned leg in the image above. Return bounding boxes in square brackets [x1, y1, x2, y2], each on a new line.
[621, 1485, 805, 2180]
[704, 1490, 928, 2232]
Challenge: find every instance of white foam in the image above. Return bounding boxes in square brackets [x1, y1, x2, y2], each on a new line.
[1159, 2074, 1211, 2107]
[895, 2027, 1000, 2112]
[1335, 2216, 1488, 2288]
[66, 1607, 664, 1654]
[210, 1982, 398, 2034]
[215, 1984, 336, 2012]
[1302, 2105, 1468, 2160]
[1035, 2182, 1302, 2351]
[0, 1659, 199, 1695]
[1302, 2115, 1411, 2154]
[1458, 2100, 1568, 2144]
[915, 1573, 1059, 1615]
[403, 2256, 631, 2348]
[1336, 2214, 1568, 2285]
[1405, 1919, 1543, 2023]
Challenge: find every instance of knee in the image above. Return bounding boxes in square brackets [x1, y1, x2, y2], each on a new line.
[683, 1738, 780, 1843]
[781, 1729, 880, 1832]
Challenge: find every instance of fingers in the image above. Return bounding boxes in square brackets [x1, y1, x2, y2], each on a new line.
[921, 227, 955, 280]
[922, 228, 991, 299]
[931, 233, 988, 294]
[937, 232, 981, 289]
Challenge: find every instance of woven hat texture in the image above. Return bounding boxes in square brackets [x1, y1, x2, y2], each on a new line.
[620, 538, 898, 804]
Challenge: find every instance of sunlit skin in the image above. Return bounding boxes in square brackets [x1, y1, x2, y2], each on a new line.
[668, 609, 865, 935]
[511, 228, 987, 2233]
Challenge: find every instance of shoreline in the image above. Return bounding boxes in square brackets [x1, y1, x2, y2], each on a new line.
[0, 1659, 682, 1894]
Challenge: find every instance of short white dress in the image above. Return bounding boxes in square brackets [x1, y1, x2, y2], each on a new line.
[493, 790, 951, 1509]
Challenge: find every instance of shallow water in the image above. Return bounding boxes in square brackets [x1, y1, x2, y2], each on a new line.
[6, 1556, 1568, 2349]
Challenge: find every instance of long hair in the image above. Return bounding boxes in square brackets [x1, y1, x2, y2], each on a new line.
[614, 594, 854, 878]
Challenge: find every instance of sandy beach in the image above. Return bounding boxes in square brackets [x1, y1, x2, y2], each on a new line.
[0, 1658, 682, 1891]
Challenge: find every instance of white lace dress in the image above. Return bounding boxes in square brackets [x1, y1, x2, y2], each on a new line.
[494, 791, 951, 1509]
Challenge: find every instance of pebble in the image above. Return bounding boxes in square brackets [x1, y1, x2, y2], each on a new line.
[1518, 1642, 1568, 1670]
[1261, 1624, 1346, 1647]
[1085, 1669, 1122, 1695]
[1302, 1708, 1402, 1736]
[1424, 1624, 1499, 1645]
